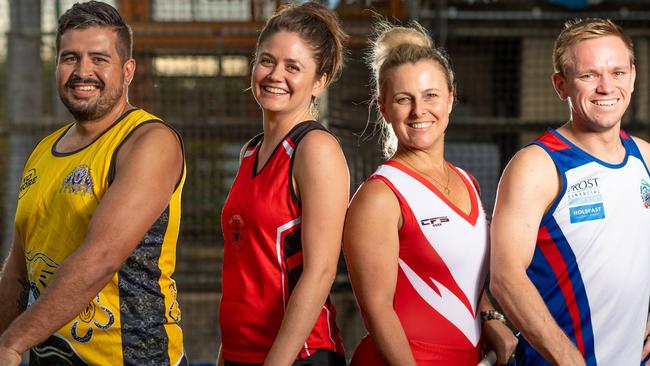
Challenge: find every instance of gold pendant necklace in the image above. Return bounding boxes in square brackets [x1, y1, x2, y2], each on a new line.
[402, 160, 451, 195]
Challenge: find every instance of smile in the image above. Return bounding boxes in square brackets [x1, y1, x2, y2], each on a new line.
[263, 86, 289, 95]
[592, 98, 618, 107]
[409, 121, 433, 129]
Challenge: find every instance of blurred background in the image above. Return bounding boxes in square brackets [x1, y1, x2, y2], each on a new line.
[1, 0, 650, 364]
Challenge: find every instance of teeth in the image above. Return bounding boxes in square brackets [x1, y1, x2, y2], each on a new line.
[410, 122, 432, 129]
[264, 86, 288, 94]
[76, 85, 97, 91]
[594, 99, 617, 107]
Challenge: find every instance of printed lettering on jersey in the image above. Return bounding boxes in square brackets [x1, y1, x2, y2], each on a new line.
[420, 216, 450, 227]
[225, 206, 248, 251]
[567, 177, 605, 223]
[640, 179, 650, 208]
[61, 165, 95, 196]
[18, 168, 38, 199]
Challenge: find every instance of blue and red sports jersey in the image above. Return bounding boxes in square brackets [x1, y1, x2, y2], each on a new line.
[517, 129, 650, 365]
[219, 121, 344, 364]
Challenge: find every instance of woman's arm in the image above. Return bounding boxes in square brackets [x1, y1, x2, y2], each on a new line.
[478, 294, 518, 365]
[263, 131, 349, 366]
[344, 178, 416, 366]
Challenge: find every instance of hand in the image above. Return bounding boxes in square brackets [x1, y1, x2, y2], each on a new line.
[481, 320, 518, 365]
[642, 313, 650, 365]
[0, 345, 22, 366]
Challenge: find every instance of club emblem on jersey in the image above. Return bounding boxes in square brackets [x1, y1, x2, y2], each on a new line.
[62, 165, 95, 196]
[18, 168, 38, 199]
[226, 207, 248, 251]
[71, 295, 115, 343]
[640, 179, 650, 208]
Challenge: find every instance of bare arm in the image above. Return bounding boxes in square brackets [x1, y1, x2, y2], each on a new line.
[0, 124, 183, 354]
[344, 179, 416, 366]
[0, 233, 28, 334]
[263, 131, 349, 366]
[489, 145, 585, 366]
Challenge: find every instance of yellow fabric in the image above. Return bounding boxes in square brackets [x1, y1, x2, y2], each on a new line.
[15, 109, 185, 365]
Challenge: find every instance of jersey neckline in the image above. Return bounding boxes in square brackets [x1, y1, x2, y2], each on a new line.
[51, 108, 141, 157]
[549, 128, 630, 169]
[251, 120, 316, 178]
[384, 160, 480, 226]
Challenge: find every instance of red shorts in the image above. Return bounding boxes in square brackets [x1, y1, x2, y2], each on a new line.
[350, 335, 481, 366]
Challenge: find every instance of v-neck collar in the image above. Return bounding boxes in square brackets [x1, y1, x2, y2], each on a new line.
[385, 160, 480, 226]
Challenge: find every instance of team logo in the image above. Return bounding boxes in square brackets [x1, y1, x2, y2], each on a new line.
[226, 206, 248, 251]
[168, 282, 181, 322]
[18, 168, 38, 199]
[640, 179, 650, 208]
[421, 216, 450, 227]
[61, 165, 95, 196]
[71, 295, 115, 343]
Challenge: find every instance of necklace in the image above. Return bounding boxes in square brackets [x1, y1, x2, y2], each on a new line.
[402, 160, 451, 195]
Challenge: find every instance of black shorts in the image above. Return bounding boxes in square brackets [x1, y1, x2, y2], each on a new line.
[224, 350, 346, 366]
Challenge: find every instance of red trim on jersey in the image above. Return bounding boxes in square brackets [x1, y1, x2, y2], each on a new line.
[620, 130, 630, 140]
[383, 160, 479, 226]
[537, 226, 586, 356]
[286, 252, 303, 270]
[537, 131, 571, 152]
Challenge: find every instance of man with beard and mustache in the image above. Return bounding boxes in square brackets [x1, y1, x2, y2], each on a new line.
[0, 2, 186, 365]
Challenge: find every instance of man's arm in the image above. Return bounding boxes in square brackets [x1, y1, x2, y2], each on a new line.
[0, 233, 28, 334]
[490, 145, 585, 366]
[0, 123, 183, 355]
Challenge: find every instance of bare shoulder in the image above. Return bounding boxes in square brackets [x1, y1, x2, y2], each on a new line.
[296, 129, 342, 158]
[348, 178, 399, 220]
[501, 144, 557, 186]
[631, 136, 650, 163]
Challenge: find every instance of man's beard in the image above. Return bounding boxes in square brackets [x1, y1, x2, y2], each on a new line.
[60, 76, 124, 122]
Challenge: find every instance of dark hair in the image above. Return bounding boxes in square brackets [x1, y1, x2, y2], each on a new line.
[255, 1, 348, 87]
[56, 1, 133, 63]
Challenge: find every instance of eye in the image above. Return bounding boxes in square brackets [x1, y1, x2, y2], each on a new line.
[93, 57, 108, 64]
[396, 97, 411, 105]
[60, 55, 78, 63]
[613, 70, 626, 78]
[579, 73, 596, 80]
[425, 92, 438, 100]
[258, 57, 273, 66]
[287, 64, 300, 72]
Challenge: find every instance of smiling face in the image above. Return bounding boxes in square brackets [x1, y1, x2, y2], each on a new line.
[379, 60, 454, 154]
[251, 31, 326, 122]
[553, 35, 635, 132]
[56, 26, 134, 123]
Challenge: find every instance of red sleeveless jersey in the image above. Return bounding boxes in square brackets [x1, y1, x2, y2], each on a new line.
[351, 160, 488, 366]
[220, 121, 344, 363]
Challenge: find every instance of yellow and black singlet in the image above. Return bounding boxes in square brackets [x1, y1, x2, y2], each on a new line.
[14, 109, 187, 366]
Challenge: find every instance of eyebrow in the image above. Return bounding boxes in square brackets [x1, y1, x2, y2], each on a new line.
[259, 52, 305, 67]
[59, 50, 112, 58]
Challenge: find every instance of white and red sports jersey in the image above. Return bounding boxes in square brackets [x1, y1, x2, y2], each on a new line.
[220, 121, 344, 364]
[517, 130, 650, 366]
[351, 160, 489, 366]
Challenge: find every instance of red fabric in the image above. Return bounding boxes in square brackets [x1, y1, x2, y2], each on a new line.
[220, 124, 344, 363]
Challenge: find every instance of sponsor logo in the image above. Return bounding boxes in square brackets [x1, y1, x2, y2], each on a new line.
[640, 179, 650, 209]
[61, 165, 95, 196]
[421, 216, 450, 227]
[568, 176, 605, 223]
[226, 206, 248, 251]
[18, 168, 38, 199]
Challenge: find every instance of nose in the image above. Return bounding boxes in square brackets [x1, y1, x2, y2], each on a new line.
[596, 74, 615, 94]
[410, 99, 426, 118]
[74, 57, 95, 78]
[266, 64, 283, 81]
